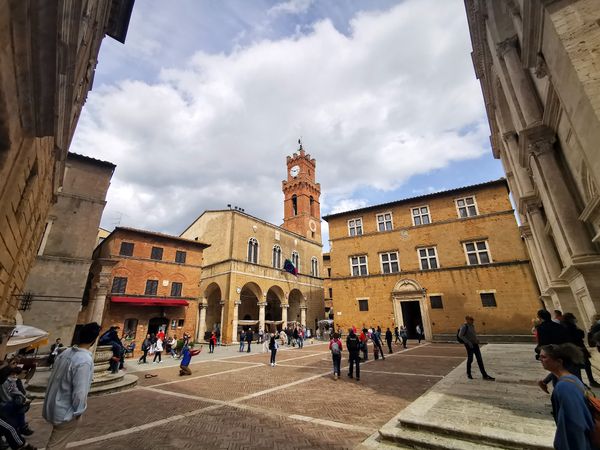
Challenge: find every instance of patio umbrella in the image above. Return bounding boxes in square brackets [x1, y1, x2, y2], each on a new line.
[7, 325, 49, 352]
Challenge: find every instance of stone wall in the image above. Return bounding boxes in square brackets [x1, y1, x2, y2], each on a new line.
[325, 181, 542, 338]
[0, 1, 132, 356]
[21, 154, 114, 348]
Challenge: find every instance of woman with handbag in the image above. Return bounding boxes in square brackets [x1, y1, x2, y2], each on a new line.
[152, 337, 163, 363]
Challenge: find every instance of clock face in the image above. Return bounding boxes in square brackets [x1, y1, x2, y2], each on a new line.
[290, 165, 300, 177]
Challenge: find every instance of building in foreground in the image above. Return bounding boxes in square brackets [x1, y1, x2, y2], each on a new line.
[323, 179, 541, 340]
[20, 153, 115, 348]
[181, 145, 324, 343]
[78, 227, 209, 351]
[0, 0, 133, 355]
[465, 0, 600, 329]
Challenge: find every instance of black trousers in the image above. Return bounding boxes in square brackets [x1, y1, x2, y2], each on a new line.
[138, 349, 148, 363]
[0, 417, 24, 449]
[348, 351, 360, 379]
[270, 349, 277, 364]
[246, 341, 252, 352]
[386, 339, 393, 353]
[209, 341, 215, 353]
[464, 344, 488, 376]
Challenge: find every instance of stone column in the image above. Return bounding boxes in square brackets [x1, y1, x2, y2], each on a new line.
[197, 300, 207, 342]
[496, 36, 542, 126]
[89, 269, 113, 324]
[281, 304, 289, 327]
[520, 224, 550, 291]
[219, 300, 225, 334]
[528, 136, 597, 259]
[231, 300, 241, 343]
[525, 202, 563, 280]
[502, 132, 535, 197]
[258, 302, 266, 333]
[300, 305, 307, 327]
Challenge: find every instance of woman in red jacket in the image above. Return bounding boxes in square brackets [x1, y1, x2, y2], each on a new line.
[209, 331, 217, 353]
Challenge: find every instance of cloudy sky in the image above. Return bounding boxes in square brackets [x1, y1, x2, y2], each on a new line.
[73, 0, 503, 246]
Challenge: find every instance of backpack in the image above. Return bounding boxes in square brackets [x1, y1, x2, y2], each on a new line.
[347, 336, 359, 352]
[331, 341, 341, 355]
[457, 325, 465, 343]
[561, 377, 600, 448]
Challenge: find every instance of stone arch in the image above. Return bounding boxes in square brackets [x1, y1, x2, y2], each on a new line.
[203, 282, 222, 337]
[392, 278, 424, 296]
[265, 285, 284, 332]
[143, 270, 162, 280]
[239, 282, 261, 328]
[288, 288, 305, 326]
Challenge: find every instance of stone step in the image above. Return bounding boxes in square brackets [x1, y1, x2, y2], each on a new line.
[395, 415, 552, 450]
[378, 424, 512, 450]
[29, 374, 138, 398]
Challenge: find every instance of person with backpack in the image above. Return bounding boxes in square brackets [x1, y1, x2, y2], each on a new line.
[400, 326, 408, 349]
[346, 329, 361, 381]
[371, 328, 385, 360]
[329, 333, 343, 380]
[458, 316, 494, 380]
[268, 334, 279, 367]
[359, 328, 369, 361]
[539, 343, 596, 450]
[562, 313, 600, 387]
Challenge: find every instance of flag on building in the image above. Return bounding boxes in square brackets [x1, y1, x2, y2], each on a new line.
[283, 259, 298, 276]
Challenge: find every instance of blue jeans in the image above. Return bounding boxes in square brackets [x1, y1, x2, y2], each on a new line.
[239, 341, 245, 352]
[270, 349, 277, 364]
[332, 353, 341, 376]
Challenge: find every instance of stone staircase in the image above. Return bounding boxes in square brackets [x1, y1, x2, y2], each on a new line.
[28, 345, 137, 399]
[363, 344, 556, 449]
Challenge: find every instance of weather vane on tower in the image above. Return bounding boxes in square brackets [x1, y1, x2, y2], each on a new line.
[298, 137, 303, 151]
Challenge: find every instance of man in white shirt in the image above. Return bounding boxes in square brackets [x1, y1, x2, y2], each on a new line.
[43, 322, 100, 449]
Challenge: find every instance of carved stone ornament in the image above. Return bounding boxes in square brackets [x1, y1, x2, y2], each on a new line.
[528, 136, 556, 156]
[496, 35, 519, 58]
[534, 53, 548, 79]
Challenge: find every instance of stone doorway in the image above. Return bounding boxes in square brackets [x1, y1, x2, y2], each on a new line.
[400, 300, 422, 339]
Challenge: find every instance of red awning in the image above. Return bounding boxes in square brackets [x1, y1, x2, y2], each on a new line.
[110, 296, 189, 307]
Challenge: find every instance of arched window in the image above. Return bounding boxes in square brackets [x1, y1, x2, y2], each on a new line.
[292, 251, 299, 271]
[311, 257, 318, 277]
[292, 195, 298, 216]
[272, 245, 282, 269]
[247, 238, 259, 264]
[310, 196, 314, 216]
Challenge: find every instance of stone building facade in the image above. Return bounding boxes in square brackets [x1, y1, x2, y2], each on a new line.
[181, 146, 324, 344]
[20, 153, 114, 348]
[0, 0, 133, 354]
[79, 227, 208, 352]
[323, 252, 333, 319]
[465, 0, 600, 329]
[324, 180, 541, 340]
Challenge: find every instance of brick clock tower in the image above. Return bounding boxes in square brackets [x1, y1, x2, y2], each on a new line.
[282, 141, 321, 242]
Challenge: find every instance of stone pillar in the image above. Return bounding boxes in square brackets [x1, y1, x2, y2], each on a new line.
[231, 300, 241, 343]
[258, 302, 266, 333]
[520, 223, 549, 291]
[198, 300, 207, 342]
[528, 135, 597, 259]
[496, 36, 542, 126]
[525, 202, 563, 280]
[89, 269, 112, 324]
[219, 300, 225, 334]
[502, 132, 535, 197]
[300, 305, 307, 327]
[281, 304, 289, 327]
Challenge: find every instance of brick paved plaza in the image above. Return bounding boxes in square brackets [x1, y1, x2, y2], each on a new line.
[27, 342, 465, 449]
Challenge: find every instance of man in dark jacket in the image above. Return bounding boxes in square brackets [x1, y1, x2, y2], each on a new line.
[346, 329, 361, 381]
[536, 309, 568, 353]
[245, 328, 254, 353]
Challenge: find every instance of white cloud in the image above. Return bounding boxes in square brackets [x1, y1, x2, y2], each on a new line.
[330, 199, 369, 215]
[267, 0, 314, 17]
[72, 0, 487, 236]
